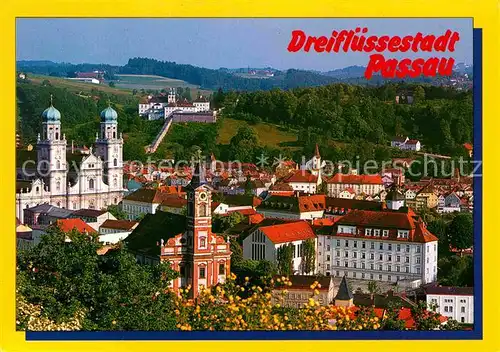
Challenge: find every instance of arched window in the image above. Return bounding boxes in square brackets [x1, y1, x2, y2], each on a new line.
[200, 237, 206, 248]
[89, 178, 95, 190]
[114, 198, 117, 204]
[35, 186, 39, 193]
[57, 202, 61, 207]
[113, 132, 116, 139]
[198, 204, 207, 217]
[55, 132, 59, 140]
[114, 158, 118, 167]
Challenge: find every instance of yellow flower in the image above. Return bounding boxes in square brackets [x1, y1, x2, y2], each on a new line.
[245, 277, 250, 282]
[314, 289, 320, 295]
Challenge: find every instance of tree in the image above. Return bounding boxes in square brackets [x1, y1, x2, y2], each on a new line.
[446, 213, 473, 250]
[413, 85, 426, 103]
[108, 81, 116, 88]
[367, 281, 380, 304]
[427, 218, 450, 256]
[381, 301, 406, 330]
[301, 239, 316, 274]
[17, 227, 179, 330]
[229, 126, 259, 162]
[276, 243, 294, 276]
[437, 255, 473, 286]
[411, 301, 443, 330]
[106, 204, 127, 220]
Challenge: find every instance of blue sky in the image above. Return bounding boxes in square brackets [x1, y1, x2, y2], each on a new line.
[16, 18, 473, 71]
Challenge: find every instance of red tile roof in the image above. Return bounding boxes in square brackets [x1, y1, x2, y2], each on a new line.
[327, 174, 383, 185]
[228, 208, 257, 216]
[259, 221, 316, 244]
[160, 196, 187, 208]
[56, 218, 97, 234]
[406, 139, 420, 145]
[285, 170, 318, 183]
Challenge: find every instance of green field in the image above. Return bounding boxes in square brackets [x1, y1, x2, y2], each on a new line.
[115, 74, 212, 97]
[27, 74, 134, 96]
[217, 118, 299, 149]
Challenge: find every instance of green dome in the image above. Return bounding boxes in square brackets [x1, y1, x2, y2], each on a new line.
[100, 106, 118, 122]
[42, 105, 61, 122]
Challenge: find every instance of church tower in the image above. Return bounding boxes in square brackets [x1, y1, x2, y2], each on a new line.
[168, 88, 177, 104]
[311, 143, 323, 185]
[37, 95, 67, 195]
[95, 103, 123, 191]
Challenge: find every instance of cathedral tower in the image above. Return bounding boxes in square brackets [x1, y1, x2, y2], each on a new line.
[36, 95, 67, 195]
[95, 103, 123, 191]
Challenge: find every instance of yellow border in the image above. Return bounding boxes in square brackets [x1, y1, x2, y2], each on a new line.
[1, 1, 499, 351]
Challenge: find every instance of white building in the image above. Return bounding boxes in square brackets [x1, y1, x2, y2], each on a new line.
[317, 209, 438, 285]
[16, 100, 125, 223]
[121, 188, 172, 220]
[425, 286, 474, 324]
[326, 173, 384, 198]
[284, 144, 323, 194]
[98, 219, 139, 244]
[243, 221, 317, 275]
[391, 136, 421, 151]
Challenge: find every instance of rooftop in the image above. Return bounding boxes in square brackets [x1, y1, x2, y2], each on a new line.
[259, 220, 316, 244]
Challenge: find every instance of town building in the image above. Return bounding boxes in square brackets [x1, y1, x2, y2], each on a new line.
[326, 173, 384, 198]
[317, 209, 438, 286]
[98, 219, 139, 244]
[425, 285, 474, 324]
[15, 99, 125, 223]
[256, 194, 325, 220]
[23, 203, 73, 226]
[160, 163, 231, 298]
[139, 89, 212, 120]
[121, 188, 175, 220]
[391, 136, 421, 151]
[272, 275, 335, 308]
[68, 209, 116, 231]
[242, 220, 317, 275]
[284, 145, 324, 194]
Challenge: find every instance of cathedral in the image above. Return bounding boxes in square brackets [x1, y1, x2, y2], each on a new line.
[16, 97, 125, 223]
[160, 162, 232, 298]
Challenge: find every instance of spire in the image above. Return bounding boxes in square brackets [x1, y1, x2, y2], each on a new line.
[50, 94, 53, 106]
[188, 161, 207, 189]
[335, 275, 353, 301]
[314, 143, 321, 158]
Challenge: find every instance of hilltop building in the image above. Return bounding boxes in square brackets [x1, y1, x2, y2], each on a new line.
[16, 97, 125, 222]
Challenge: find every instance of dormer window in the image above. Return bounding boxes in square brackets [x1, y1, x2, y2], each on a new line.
[374, 229, 380, 237]
[382, 230, 389, 237]
[397, 230, 409, 239]
[365, 228, 372, 236]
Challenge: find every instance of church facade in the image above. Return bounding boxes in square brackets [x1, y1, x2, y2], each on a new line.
[160, 163, 232, 298]
[16, 99, 125, 223]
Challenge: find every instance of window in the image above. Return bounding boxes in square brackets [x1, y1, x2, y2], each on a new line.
[370, 253, 374, 260]
[460, 299, 466, 303]
[344, 261, 348, 267]
[382, 230, 389, 237]
[374, 229, 380, 236]
[397, 244, 401, 252]
[405, 267, 409, 273]
[405, 256, 410, 263]
[461, 307, 465, 313]
[361, 252, 366, 259]
[345, 251, 349, 257]
[416, 257, 421, 264]
[336, 271, 340, 277]
[345, 240, 349, 247]
[396, 256, 401, 262]
[449, 306, 453, 313]
[362, 263, 366, 269]
[353, 262, 357, 268]
[336, 261, 340, 266]
[379, 254, 383, 261]
[362, 241, 366, 249]
[416, 267, 421, 274]
[379, 265, 383, 271]
[362, 273, 365, 279]
[370, 264, 374, 270]
[198, 205, 207, 217]
[365, 229, 372, 236]
[219, 263, 225, 275]
[387, 265, 392, 272]
[326, 264, 330, 270]
[326, 245, 331, 251]
[388, 244, 392, 251]
[371, 242, 375, 249]
[388, 275, 392, 281]
[406, 245, 410, 252]
[200, 237, 206, 248]
[336, 251, 340, 257]
[378, 274, 382, 280]
[379, 243, 383, 250]
[353, 272, 357, 278]
[56, 181, 60, 191]
[199, 267, 206, 279]
[461, 317, 465, 323]
[353, 252, 357, 259]
[88, 178, 95, 190]
[370, 274, 374, 280]
[336, 240, 341, 246]
[416, 246, 421, 253]
[353, 241, 357, 248]
[427, 246, 430, 253]
[326, 255, 331, 261]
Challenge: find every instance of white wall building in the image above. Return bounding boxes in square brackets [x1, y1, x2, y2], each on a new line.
[242, 221, 317, 275]
[316, 209, 438, 285]
[326, 173, 384, 198]
[256, 195, 325, 220]
[425, 286, 474, 324]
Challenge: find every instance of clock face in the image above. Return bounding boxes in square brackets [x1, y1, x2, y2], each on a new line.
[199, 192, 207, 201]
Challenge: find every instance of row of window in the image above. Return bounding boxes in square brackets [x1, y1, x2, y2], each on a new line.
[179, 264, 226, 278]
[326, 239, 418, 252]
[328, 270, 405, 283]
[330, 261, 416, 273]
[326, 252, 416, 263]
